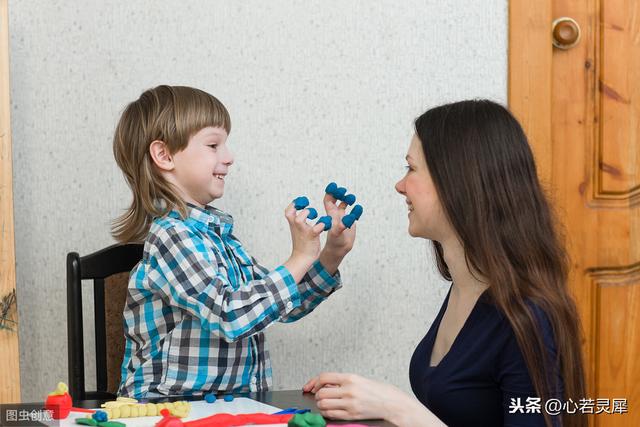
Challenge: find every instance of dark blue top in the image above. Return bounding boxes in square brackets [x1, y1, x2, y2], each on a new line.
[409, 285, 563, 427]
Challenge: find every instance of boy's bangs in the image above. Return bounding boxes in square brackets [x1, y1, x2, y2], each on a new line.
[174, 88, 231, 143]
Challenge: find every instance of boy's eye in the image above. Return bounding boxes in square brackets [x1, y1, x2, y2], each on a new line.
[404, 165, 412, 171]
[208, 144, 218, 150]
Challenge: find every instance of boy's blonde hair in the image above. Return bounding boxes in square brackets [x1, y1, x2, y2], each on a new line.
[112, 85, 231, 243]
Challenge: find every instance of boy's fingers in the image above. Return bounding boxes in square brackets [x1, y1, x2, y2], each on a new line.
[323, 192, 337, 204]
[312, 222, 326, 235]
[294, 209, 310, 224]
[285, 203, 297, 222]
[329, 218, 346, 235]
[323, 193, 338, 212]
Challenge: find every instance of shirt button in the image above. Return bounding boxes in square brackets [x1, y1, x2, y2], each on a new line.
[286, 301, 293, 310]
[251, 377, 257, 384]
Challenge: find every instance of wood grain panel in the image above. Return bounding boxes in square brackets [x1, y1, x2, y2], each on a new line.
[0, 0, 21, 404]
[597, 0, 640, 201]
[508, 0, 553, 186]
[589, 264, 639, 425]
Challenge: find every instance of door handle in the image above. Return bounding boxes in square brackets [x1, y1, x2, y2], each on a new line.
[552, 17, 581, 49]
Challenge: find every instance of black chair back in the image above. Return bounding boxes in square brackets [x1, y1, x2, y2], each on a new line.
[66, 243, 143, 401]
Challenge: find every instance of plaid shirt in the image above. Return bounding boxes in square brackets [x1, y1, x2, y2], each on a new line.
[118, 204, 341, 398]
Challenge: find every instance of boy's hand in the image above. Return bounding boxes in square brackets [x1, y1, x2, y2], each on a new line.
[316, 193, 357, 275]
[284, 203, 324, 264]
[322, 193, 356, 257]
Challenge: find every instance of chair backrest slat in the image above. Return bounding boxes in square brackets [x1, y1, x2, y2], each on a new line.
[66, 252, 86, 400]
[94, 278, 107, 392]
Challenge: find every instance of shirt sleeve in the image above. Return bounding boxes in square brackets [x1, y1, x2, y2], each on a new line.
[145, 223, 304, 343]
[497, 304, 564, 427]
[251, 258, 342, 323]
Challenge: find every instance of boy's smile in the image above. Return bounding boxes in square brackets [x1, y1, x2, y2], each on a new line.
[169, 126, 234, 207]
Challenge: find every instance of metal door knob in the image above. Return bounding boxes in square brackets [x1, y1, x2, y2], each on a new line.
[552, 17, 581, 49]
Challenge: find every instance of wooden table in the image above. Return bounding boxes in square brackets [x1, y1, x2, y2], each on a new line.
[75, 390, 395, 427]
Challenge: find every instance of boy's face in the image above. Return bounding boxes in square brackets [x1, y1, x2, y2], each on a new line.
[171, 126, 233, 206]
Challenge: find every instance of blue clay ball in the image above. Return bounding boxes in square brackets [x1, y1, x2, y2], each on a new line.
[343, 194, 356, 205]
[306, 207, 318, 220]
[342, 214, 356, 229]
[293, 196, 310, 210]
[92, 411, 108, 422]
[351, 204, 363, 220]
[333, 187, 347, 200]
[325, 182, 338, 194]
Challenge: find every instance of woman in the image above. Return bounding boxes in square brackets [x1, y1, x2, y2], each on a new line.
[304, 100, 586, 427]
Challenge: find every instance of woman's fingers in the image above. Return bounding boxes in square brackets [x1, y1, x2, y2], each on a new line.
[302, 377, 317, 392]
[315, 385, 344, 400]
[316, 397, 348, 411]
[311, 372, 350, 393]
[319, 409, 352, 420]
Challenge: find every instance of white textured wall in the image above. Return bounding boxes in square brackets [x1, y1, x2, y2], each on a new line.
[9, 0, 507, 402]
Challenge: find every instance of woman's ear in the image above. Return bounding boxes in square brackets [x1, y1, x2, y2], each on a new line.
[149, 140, 174, 171]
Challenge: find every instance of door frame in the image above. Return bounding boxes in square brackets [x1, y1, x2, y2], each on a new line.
[0, 0, 21, 404]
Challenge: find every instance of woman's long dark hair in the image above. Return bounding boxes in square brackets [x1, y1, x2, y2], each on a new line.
[416, 100, 586, 427]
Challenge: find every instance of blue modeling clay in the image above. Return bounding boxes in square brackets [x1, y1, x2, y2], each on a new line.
[351, 204, 363, 220]
[317, 216, 332, 231]
[343, 194, 356, 205]
[306, 207, 318, 220]
[293, 196, 310, 210]
[205, 393, 217, 403]
[333, 187, 347, 200]
[223, 394, 234, 402]
[325, 182, 338, 194]
[92, 411, 108, 422]
[274, 408, 311, 415]
[342, 214, 356, 229]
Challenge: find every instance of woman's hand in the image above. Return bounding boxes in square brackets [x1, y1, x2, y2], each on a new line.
[303, 373, 446, 427]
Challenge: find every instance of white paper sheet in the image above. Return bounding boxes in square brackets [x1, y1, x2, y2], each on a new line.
[54, 398, 287, 427]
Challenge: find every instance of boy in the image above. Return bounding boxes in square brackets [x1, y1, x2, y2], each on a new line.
[113, 85, 355, 398]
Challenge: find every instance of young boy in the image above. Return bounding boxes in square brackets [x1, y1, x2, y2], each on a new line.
[112, 85, 356, 398]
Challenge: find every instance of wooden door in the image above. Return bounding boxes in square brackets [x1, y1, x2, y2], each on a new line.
[0, 0, 20, 404]
[510, 1, 639, 425]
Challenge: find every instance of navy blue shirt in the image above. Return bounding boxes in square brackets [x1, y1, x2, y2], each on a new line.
[409, 285, 563, 427]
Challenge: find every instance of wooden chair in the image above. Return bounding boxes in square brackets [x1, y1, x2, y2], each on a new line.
[66, 243, 143, 401]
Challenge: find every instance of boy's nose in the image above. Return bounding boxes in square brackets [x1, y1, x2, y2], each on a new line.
[223, 147, 234, 166]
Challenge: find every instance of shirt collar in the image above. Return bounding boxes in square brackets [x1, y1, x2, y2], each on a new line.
[168, 203, 234, 235]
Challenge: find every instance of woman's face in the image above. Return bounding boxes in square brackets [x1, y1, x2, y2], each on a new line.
[395, 134, 451, 240]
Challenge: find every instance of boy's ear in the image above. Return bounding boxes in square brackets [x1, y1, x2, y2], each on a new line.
[149, 140, 174, 171]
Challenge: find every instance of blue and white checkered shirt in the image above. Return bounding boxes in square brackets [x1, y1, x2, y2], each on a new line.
[118, 204, 341, 398]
